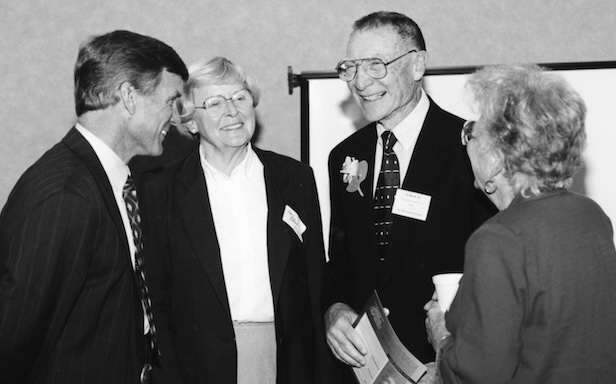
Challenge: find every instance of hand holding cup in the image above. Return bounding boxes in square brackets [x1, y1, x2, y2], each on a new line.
[432, 273, 463, 312]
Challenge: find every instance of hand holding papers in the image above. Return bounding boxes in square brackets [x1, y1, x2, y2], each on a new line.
[352, 291, 427, 384]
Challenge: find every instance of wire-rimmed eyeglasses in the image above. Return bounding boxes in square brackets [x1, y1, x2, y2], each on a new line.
[194, 89, 254, 117]
[335, 49, 418, 82]
[461, 120, 475, 146]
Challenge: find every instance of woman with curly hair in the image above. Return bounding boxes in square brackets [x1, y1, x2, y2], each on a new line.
[424, 64, 616, 384]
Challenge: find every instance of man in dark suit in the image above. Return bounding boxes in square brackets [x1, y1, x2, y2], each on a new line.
[322, 11, 495, 378]
[0, 30, 187, 383]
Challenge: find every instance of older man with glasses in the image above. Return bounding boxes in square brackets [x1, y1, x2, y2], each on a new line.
[322, 11, 496, 382]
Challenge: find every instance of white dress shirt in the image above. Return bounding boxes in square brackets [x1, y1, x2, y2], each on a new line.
[75, 123, 149, 333]
[373, 89, 430, 193]
[200, 144, 275, 322]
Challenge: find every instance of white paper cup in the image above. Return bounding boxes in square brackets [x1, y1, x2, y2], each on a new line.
[432, 273, 463, 311]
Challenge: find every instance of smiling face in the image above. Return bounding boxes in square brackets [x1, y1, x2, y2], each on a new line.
[130, 70, 183, 157]
[346, 27, 425, 129]
[191, 82, 256, 156]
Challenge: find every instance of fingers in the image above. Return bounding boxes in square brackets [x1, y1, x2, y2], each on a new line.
[326, 332, 367, 367]
[425, 303, 444, 331]
[324, 303, 368, 367]
[424, 302, 451, 351]
[423, 291, 438, 311]
[417, 362, 436, 384]
[424, 295, 444, 313]
[326, 315, 368, 366]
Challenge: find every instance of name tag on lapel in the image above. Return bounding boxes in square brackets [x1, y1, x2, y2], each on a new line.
[282, 205, 307, 242]
[392, 189, 432, 221]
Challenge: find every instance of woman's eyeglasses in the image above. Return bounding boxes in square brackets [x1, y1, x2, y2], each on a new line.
[195, 89, 254, 117]
[461, 120, 475, 146]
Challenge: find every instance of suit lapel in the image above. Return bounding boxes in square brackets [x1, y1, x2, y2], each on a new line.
[358, 123, 378, 200]
[254, 148, 292, 306]
[63, 128, 131, 263]
[359, 126, 382, 270]
[401, 101, 450, 193]
[178, 153, 231, 318]
[64, 128, 145, 349]
[340, 124, 381, 271]
[344, 123, 379, 222]
[380, 101, 452, 283]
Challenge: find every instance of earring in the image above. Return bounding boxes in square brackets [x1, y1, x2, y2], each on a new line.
[483, 180, 497, 195]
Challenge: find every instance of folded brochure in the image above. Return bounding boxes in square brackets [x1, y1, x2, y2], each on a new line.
[352, 290, 427, 384]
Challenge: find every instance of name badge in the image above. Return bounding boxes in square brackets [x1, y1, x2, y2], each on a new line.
[392, 189, 432, 221]
[282, 205, 307, 242]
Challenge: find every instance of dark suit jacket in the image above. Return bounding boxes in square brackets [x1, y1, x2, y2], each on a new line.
[0, 128, 146, 383]
[323, 99, 496, 366]
[139, 147, 331, 384]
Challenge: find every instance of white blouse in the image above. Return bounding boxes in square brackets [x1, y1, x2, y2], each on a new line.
[200, 144, 274, 322]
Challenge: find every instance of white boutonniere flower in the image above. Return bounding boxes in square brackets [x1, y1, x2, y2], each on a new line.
[340, 156, 368, 197]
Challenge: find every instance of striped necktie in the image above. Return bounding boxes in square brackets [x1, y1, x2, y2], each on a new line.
[123, 175, 159, 355]
[374, 131, 400, 262]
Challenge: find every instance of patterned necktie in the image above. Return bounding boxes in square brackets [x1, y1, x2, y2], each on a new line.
[374, 131, 400, 262]
[123, 175, 159, 354]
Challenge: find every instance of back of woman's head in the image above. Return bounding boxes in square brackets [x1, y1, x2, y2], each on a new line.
[467, 64, 587, 196]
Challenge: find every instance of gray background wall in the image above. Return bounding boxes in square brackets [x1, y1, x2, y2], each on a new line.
[1, 0, 615, 205]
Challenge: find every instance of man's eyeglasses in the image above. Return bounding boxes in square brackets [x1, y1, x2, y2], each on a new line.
[461, 120, 475, 146]
[335, 49, 418, 82]
[195, 89, 254, 117]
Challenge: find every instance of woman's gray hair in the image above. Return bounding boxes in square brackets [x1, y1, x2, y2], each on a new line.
[466, 64, 586, 196]
[176, 57, 261, 136]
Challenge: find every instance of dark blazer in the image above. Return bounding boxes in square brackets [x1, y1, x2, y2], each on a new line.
[0, 128, 146, 383]
[323, 99, 495, 365]
[139, 147, 330, 384]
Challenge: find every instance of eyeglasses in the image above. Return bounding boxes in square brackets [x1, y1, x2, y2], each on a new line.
[335, 49, 418, 82]
[461, 120, 475, 146]
[195, 89, 254, 117]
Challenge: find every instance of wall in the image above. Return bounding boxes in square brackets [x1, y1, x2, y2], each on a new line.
[1, 0, 615, 205]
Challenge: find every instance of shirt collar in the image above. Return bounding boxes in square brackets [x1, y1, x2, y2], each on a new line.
[377, 89, 429, 149]
[199, 143, 257, 181]
[75, 123, 130, 195]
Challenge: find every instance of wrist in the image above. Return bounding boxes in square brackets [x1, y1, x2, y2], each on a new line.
[437, 333, 451, 350]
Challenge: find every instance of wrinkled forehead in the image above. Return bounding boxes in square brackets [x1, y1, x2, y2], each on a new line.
[346, 27, 404, 59]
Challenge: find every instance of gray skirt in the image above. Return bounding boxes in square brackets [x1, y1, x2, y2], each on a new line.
[233, 321, 277, 384]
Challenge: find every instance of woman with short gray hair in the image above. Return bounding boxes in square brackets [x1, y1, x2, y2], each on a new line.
[424, 64, 616, 384]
